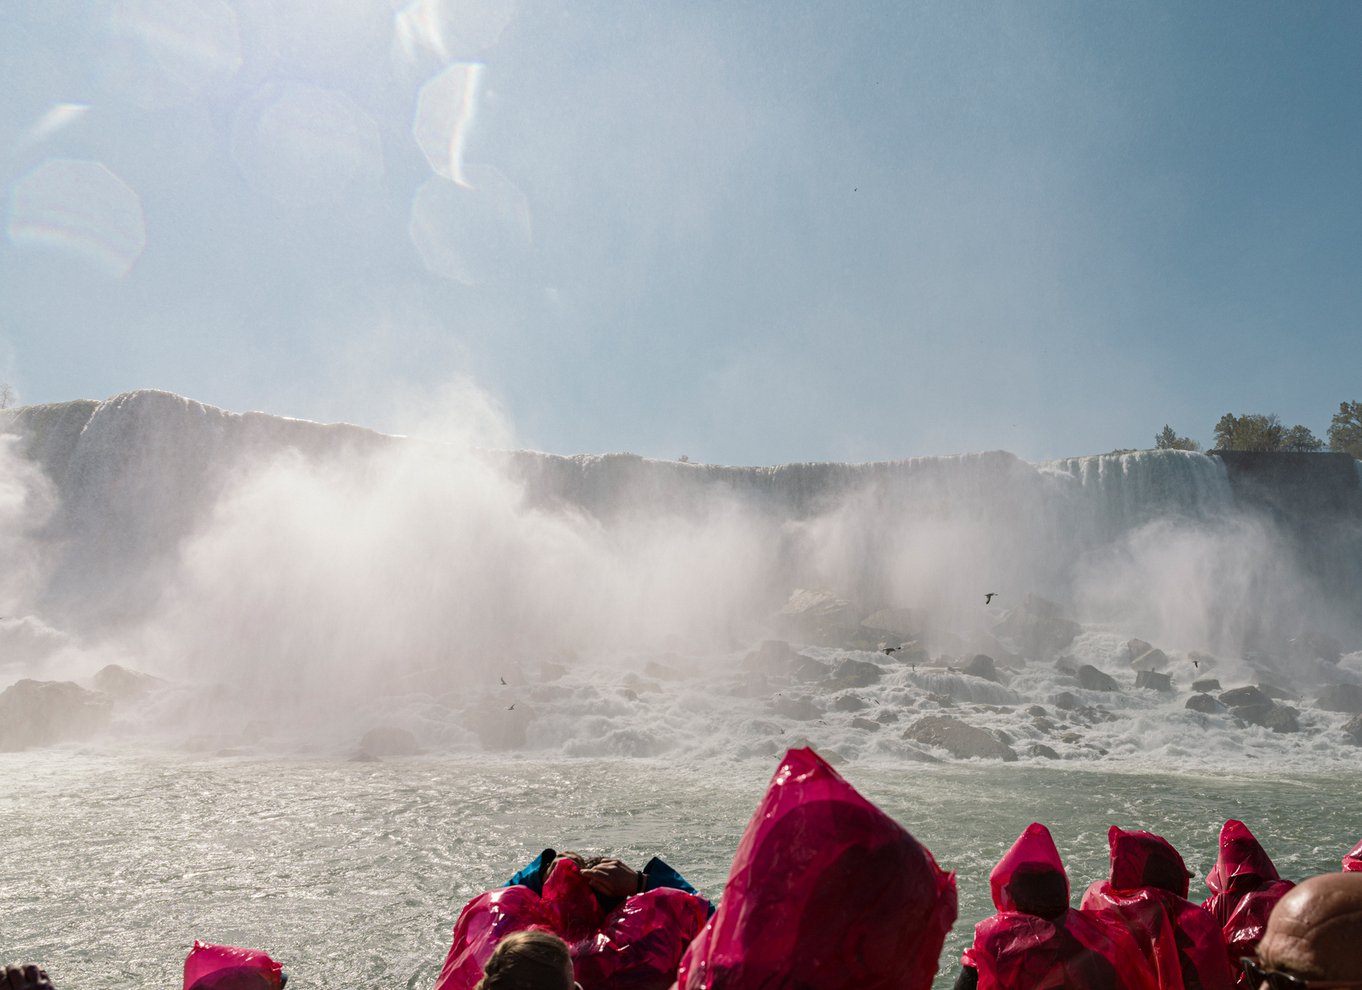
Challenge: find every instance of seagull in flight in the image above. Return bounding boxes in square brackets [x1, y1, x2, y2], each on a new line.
[499, 676, 507, 685]
[984, 592, 997, 605]
[506, 703, 515, 711]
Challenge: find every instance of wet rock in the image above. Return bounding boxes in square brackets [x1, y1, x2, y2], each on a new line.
[992, 599, 1081, 656]
[1257, 683, 1300, 702]
[90, 664, 164, 702]
[1028, 743, 1061, 760]
[1135, 670, 1174, 693]
[358, 725, 420, 757]
[775, 589, 862, 646]
[904, 715, 1018, 761]
[792, 654, 830, 683]
[1233, 702, 1300, 734]
[961, 654, 1000, 682]
[1192, 678, 1222, 694]
[832, 693, 867, 712]
[875, 709, 899, 724]
[1343, 714, 1362, 744]
[829, 657, 882, 688]
[1059, 731, 1082, 745]
[1186, 694, 1226, 714]
[1053, 691, 1079, 711]
[850, 716, 881, 732]
[1126, 639, 1155, 662]
[861, 607, 919, 640]
[1291, 631, 1344, 664]
[1076, 665, 1120, 692]
[771, 695, 821, 721]
[1055, 657, 1079, 676]
[1026, 705, 1048, 718]
[1220, 686, 1271, 708]
[1032, 716, 1056, 733]
[0, 679, 112, 751]
[742, 640, 801, 674]
[1315, 684, 1362, 714]
[619, 688, 640, 702]
[1130, 648, 1169, 671]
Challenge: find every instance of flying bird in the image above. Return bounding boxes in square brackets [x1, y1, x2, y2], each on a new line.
[985, 593, 997, 605]
[1192, 660, 1200, 670]
[499, 676, 507, 685]
[882, 646, 900, 655]
[506, 703, 515, 711]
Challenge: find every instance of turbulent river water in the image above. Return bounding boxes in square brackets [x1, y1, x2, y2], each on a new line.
[2, 752, 1357, 989]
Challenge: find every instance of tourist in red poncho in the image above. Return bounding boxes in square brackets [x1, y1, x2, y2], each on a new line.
[1201, 820, 1294, 986]
[1081, 826, 1234, 990]
[959, 822, 1158, 990]
[1343, 837, 1362, 873]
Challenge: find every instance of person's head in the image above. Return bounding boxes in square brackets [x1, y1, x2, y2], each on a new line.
[1246, 873, 1362, 988]
[1107, 826, 1192, 898]
[475, 931, 579, 990]
[991, 823, 1070, 918]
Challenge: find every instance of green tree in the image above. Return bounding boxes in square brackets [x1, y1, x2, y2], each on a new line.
[1154, 425, 1200, 451]
[1329, 401, 1362, 459]
[1214, 413, 1283, 451]
[1280, 425, 1323, 452]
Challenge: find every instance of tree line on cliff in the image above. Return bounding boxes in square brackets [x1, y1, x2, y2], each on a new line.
[1156, 402, 1362, 458]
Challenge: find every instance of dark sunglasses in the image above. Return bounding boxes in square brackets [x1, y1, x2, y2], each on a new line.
[1241, 957, 1362, 990]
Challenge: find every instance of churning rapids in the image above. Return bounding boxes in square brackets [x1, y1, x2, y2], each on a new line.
[1, 390, 1360, 987]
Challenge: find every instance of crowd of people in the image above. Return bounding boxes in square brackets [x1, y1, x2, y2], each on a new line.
[6, 749, 1362, 990]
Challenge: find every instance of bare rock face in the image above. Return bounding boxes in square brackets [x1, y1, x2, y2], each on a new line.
[961, 654, 1000, 682]
[1126, 639, 1155, 662]
[1136, 670, 1174, 693]
[0, 679, 112, 751]
[1316, 684, 1362, 714]
[1028, 743, 1061, 760]
[1076, 665, 1119, 692]
[1053, 691, 1080, 711]
[1186, 694, 1226, 714]
[357, 725, 420, 757]
[1192, 678, 1222, 694]
[904, 715, 1018, 762]
[91, 664, 165, 702]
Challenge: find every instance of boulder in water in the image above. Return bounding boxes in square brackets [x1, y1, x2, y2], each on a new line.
[1135, 670, 1173, 693]
[1126, 638, 1155, 662]
[1130, 648, 1169, 672]
[1290, 631, 1344, 664]
[860, 607, 919, 641]
[961, 654, 1000, 682]
[850, 716, 880, 731]
[742, 640, 802, 675]
[832, 693, 867, 712]
[1053, 691, 1080, 711]
[0, 679, 112, 751]
[828, 657, 881, 688]
[1233, 702, 1300, 734]
[991, 601, 1081, 657]
[792, 654, 830, 683]
[1192, 678, 1222, 694]
[1028, 743, 1061, 760]
[904, 715, 1018, 761]
[1219, 686, 1271, 708]
[1076, 665, 1120, 692]
[775, 589, 862, 646]
[1342, 714, 1362, 744]
[1315, 684, 1362, 714]
[1186, 694, 1226, 714]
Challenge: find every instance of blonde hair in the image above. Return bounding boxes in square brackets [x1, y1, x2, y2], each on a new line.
[475, 930, 574, 990]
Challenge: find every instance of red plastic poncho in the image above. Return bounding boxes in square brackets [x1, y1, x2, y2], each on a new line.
[1344, 838, 1362, 873]
[1201, 820, 1294, 984]
[964, 823, 1159, 990]
[434, 857, 709, 990]
[183, 942, 284, 990]
[673, 747, 956, 990]
[1081, 827, 1234, 990]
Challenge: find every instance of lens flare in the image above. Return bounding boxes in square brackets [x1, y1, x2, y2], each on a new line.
[7, 159, 147, 278]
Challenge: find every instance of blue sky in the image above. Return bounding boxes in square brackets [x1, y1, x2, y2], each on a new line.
[1, 1, 1358, 464]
